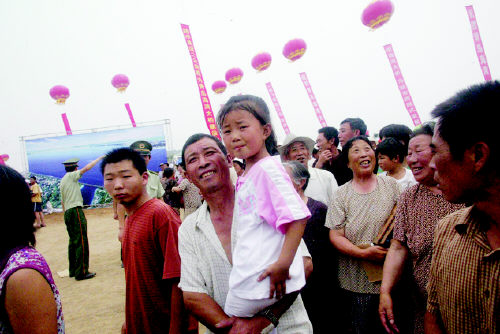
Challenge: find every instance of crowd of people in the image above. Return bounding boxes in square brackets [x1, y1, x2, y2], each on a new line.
[0, 80, 498, 334]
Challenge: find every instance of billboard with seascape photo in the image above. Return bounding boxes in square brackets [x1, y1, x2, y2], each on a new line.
[24, 123, 168, 208]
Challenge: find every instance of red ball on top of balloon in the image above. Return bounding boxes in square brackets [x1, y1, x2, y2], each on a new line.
[251, 52, 272, 72]
[361, 0, 394, 30]
[225, 68, 244, 84]
[282, 39, 307, 62]
[49, 85, 70, 104]
[111, 74, 130, 92]
[212, 81, 227, 94]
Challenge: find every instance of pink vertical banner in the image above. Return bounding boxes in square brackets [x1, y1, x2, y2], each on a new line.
[265, 82, 290, 134]
[383, 44, 422, 127]
[61, 113, 72, 135]
[299, 72, 327, 127]
[124, 103, 136, 127]
[180, 24, 221, 139]
[465, 6, 492, 81]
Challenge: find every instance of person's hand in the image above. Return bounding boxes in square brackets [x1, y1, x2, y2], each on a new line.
[216, 316, 270, 334]
[258, 261, 290, 299]
[118, 227, 124, 243]
[121, 322, 126, 334]
[315, 150, 332, 168]
[362, 246, 388, 262]
[379, 292, 399, 333]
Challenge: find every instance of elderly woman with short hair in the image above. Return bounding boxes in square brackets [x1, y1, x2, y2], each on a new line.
[326, 136, 402, 334]
[283, 160, 338, 334]
[378, 123, 464, 334]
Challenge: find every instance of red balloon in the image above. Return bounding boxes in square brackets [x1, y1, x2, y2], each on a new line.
[283, 39, 307, 62]
[49, 85, 70, 104]
[225, 68, 244, 84]
[361, 0, 394, 30]
[251, 52, 272, 72]
[111, 74, 130, 92]
[212, 81, 227, 94]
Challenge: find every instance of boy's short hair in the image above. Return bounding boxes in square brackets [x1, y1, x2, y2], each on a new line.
[101, 148, 147, 175]
[375, 137, 406, 163]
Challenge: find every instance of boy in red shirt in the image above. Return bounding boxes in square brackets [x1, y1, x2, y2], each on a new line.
[102, 148, 196, 334]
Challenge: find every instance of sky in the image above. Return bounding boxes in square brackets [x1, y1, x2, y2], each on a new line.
[0, 0, 498, 173]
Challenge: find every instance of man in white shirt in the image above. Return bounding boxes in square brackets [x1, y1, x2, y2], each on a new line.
[278, 133, 338, 206]
[178, 133, 313, 334]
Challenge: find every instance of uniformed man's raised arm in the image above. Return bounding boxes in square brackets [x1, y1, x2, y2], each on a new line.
[80, 156, 105, 175]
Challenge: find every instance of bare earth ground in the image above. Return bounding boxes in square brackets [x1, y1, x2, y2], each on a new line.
[36, 208, 125, 334]
[36, 207, 207, 334]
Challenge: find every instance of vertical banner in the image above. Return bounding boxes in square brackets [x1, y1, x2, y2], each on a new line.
[383, 44, 422, 127]
[180, 24, 221, 139]
[465, 6, 492, 81]
[61, 113, 72, 135]
[124, 103, 137, 128]
[299, 72, 327, 127]
[265, 82, 290, 134]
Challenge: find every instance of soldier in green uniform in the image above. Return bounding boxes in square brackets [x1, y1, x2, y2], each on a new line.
[129, 140, 165, 199]
[60, 156, 103, 281]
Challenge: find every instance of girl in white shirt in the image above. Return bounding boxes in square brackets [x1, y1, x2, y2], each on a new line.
[217, 95, 311, 321]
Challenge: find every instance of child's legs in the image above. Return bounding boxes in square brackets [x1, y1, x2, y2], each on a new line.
[224, 290, 277, 318]
[224, 292, 278, 333]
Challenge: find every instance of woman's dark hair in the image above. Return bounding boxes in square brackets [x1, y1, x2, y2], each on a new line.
[0, 166, 36, 256]
[375, 137, 406, 163]
[181, 133, 227, 169]
[343, 135, 378, 174]
[217, 95, 278, 156]
[101, 148, 147, 175]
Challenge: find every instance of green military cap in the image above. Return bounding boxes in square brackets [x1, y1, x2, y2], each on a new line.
[130, 140, 152, 155]
[62, 158, 79, 166]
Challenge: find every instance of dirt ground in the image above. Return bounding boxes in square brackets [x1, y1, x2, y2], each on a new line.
[36, 207, 208, 334]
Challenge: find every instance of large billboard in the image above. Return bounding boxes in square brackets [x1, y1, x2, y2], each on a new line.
[23, 122, 169, 208]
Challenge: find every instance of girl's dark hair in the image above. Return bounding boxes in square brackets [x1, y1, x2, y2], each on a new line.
[0, 166, 36, 256]
[217, 95, 278, 156]
[233, 159, 245, 170]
